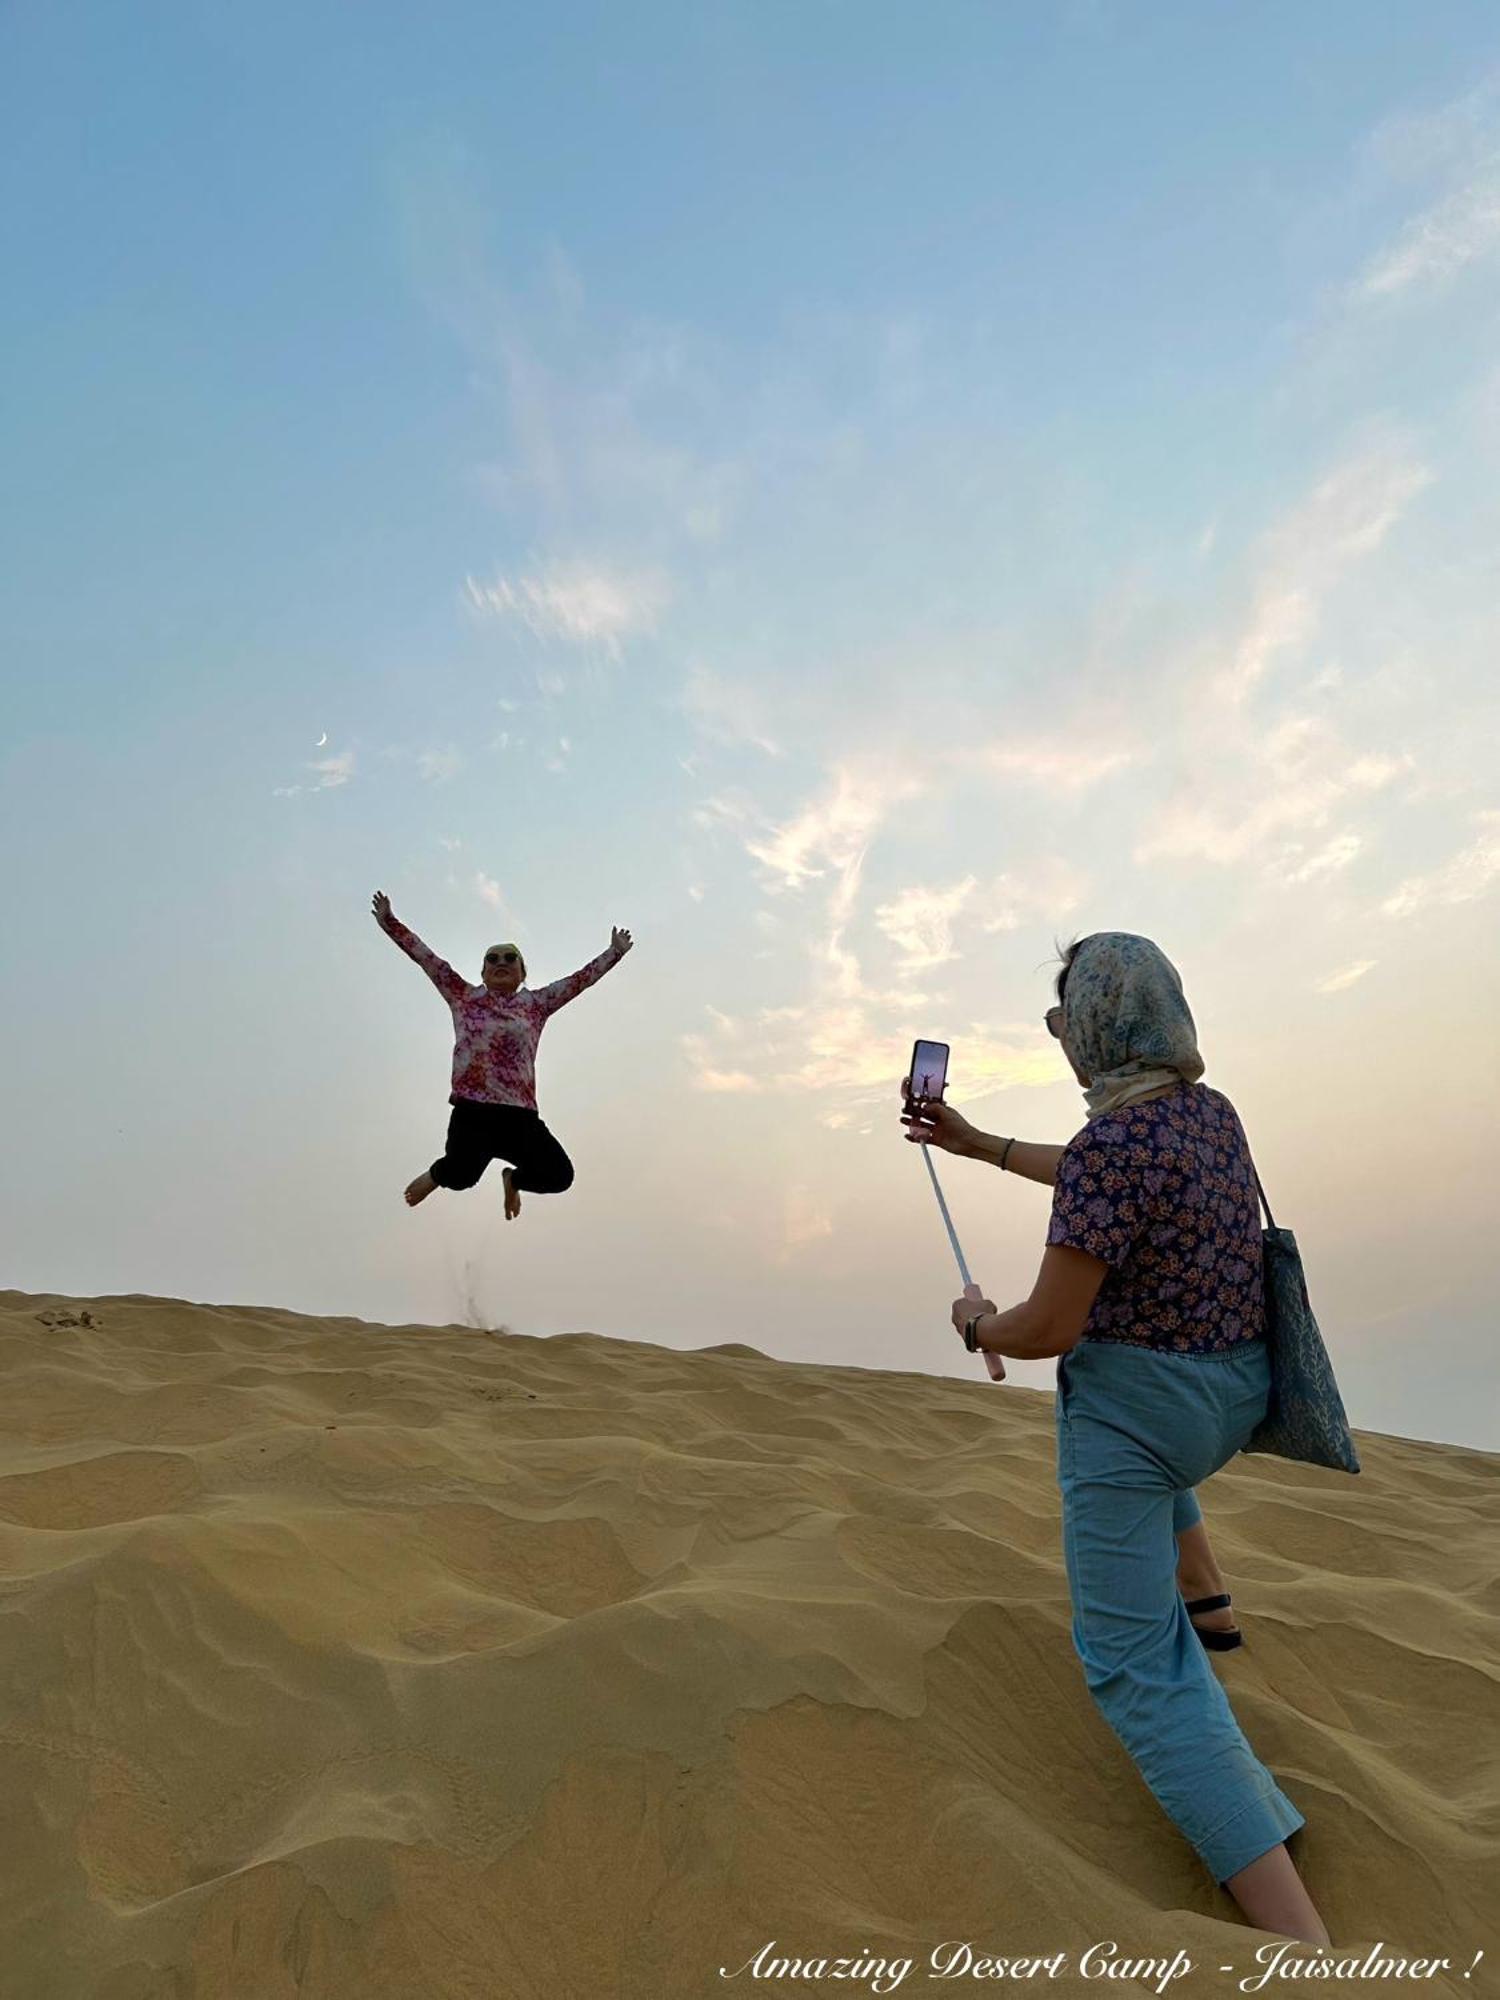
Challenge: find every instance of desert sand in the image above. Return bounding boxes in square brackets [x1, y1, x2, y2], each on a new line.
[0, 1288, 1494, 2000]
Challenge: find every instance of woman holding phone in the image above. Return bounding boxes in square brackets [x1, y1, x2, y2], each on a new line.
[902, 931, 1330, 1946]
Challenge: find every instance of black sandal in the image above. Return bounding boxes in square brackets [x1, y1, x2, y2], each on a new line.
[1184, 1592, 1243, 1650]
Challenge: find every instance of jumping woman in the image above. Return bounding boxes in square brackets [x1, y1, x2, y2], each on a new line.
[371, 890, 632, 1220]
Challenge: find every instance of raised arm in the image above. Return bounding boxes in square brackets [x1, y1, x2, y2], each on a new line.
[532, 924, 633, 1018]
[370, 891, 470, 1006]
[900, 1083, 1066, 1186]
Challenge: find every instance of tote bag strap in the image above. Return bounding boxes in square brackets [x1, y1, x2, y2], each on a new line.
[1253, 1167, 1275, 1232]
[1243, 1139, 1277, 1232]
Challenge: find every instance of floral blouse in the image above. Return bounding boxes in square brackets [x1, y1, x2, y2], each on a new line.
[380, 914, 621, 1111]
[1045, 1081, 1265, 1354]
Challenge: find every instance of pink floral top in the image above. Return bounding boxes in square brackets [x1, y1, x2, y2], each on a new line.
[1045, 1081, 1265, 1354]
[380, 914, 622, 1110]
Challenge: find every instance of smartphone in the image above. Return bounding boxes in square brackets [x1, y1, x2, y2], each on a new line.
[906, 1039, 949, 1107]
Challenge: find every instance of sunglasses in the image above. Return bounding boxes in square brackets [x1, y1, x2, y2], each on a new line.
[1045, 1006, 1064, 1038]
[485, 951, 520, 966]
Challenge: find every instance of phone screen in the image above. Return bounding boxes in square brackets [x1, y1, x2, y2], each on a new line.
[908, 1039, 949, 1103]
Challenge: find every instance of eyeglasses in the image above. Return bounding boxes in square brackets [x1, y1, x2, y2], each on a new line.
[485, 951, 520, 966]
[1045, 1006, 1064, 1038]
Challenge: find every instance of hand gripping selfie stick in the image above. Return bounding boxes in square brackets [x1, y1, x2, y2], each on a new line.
[919, 1141, 1007, 1383]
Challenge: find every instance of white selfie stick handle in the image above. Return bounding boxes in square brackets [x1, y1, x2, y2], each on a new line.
[920, 1142, 1007, 1381]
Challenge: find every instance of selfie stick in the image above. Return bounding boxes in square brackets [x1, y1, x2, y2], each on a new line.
[918, 1141, 1007, 1382]
[920, 1141, 972, 1286]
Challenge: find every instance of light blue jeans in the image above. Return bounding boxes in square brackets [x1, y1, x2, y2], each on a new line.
[1054, 1335, 1306, 1884]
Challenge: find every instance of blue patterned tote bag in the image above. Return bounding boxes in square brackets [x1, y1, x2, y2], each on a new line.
[1239, 1160, 1360, 1473]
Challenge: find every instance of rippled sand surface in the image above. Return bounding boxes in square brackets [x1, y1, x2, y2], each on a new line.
[1, 1289, 1494, 1998]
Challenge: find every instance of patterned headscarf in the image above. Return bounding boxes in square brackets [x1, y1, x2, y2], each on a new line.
[1062, 932, 1205, 1121]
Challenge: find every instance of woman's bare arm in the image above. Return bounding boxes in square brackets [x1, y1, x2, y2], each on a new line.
[900, 1089, 1065, 1187]
[968, 1132, 1066, 1187]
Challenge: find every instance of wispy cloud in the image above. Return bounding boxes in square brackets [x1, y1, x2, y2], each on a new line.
[1358, 75, 1500, 183]
[952, 736, 1137, 792]
[1134, 716, 1412, 870]
[692, 791, 759, 838]
[396, 139, 744, 553]
[681, 1000, 1067, 1110]
[464, 560, 670, 655]
[679, 663, 784, 757]
[1283, 831, 1365, 884]
[741, 761, 936, 1013]
[1378, 807, 1500, 917]
[678, 1032, 760, 1092]
[1314, 959, 1377, 994]
[872, 878, 978, 970]
[272, 748, 355, 797]
[1212, 448, 1432, 707]
[405, 119, 1492, 1154]
[684, 758, 925, 1103]
[1353, 159, 1500, 302]
[678, 747, 1088, 1112]
[744, 764, 910, 904]
[1336, 75, 1500, 308]
[864, 864, 1088, 972]
[417, 748, 464, 782]
[974, 862, 1090, 933]
[1130, 444, 1429, 877]
[311, 751, 355, 786]
[680, 411, 1464, 1121]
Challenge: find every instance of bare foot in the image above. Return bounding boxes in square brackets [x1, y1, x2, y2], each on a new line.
[405, 1171, 437, 1207]
[502, 1168, 522, 1221]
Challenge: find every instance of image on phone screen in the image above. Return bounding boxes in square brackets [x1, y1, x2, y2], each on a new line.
[909, 1039, 949, 1103]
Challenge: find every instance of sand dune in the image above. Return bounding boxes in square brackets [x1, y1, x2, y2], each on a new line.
[1, 1289, 1495, 1999]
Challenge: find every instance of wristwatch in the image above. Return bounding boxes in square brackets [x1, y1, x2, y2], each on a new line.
[963, 1313, 985, 1353]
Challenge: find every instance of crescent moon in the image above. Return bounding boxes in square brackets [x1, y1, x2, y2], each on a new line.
[316, 732, 327, 746]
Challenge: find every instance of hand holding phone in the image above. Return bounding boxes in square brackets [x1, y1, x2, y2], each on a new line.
[901, 1040, 975, 1156]
[902, 1094, 977, 1157]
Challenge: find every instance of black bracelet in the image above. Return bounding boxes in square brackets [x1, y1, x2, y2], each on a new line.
[999, 1137, 1015, 1172]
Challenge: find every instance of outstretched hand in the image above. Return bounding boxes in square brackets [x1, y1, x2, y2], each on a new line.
[372, 890, 392, 925]
[899, 1077, 975, 1156]
[611, 925, 634, 956]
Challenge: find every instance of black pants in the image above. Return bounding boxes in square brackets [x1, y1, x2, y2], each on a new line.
[430, 1099, 576, 1195]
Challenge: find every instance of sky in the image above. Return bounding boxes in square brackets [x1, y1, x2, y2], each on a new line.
[3, 1, 1498, 1452]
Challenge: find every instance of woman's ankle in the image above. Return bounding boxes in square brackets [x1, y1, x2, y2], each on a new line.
[1223, 1844, 1329, 1945]
[1174, 1522, 1225, 1599]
